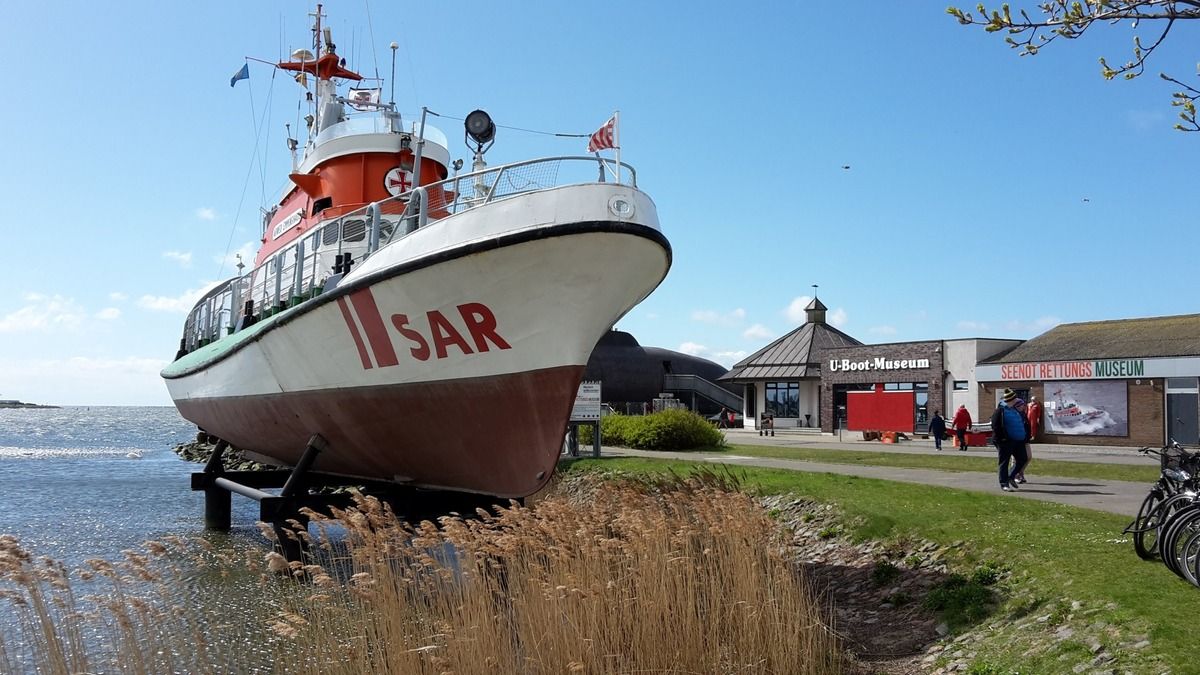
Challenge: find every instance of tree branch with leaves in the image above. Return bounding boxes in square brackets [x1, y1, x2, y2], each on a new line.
[947, 1, 1200, 131]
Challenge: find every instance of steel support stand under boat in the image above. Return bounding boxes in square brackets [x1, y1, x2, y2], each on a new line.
[192, 433, 513, 562]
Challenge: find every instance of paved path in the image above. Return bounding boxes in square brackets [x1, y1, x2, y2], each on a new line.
[718, 428, 1157, 464]
[599, 443, 1154, 518]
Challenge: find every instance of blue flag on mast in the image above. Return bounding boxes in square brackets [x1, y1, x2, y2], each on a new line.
[230, 63, 250, 88]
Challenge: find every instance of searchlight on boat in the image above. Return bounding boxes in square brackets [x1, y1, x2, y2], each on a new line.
[465, 109, 496, 150]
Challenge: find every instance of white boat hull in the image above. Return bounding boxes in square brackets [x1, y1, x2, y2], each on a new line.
[164, 184, 669, 497]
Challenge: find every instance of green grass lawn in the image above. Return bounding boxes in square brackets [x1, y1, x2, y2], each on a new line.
[562, 457, 1194, 674]
[706, 444, 1162, 484]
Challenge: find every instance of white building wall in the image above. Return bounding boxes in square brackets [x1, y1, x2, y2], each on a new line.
[944, 339, 1022, 418]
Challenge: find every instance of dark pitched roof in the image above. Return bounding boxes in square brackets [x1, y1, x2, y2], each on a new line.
[985, 314, 1200, 363]
[720, 322, 862, 381]
[805, 297, 827, 311]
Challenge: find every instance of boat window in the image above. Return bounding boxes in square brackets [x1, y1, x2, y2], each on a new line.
[313, 196, 333, 216]
[304, 231, 320, 251]
[342, 219, 366, 242]
[323, 222, 339, 246]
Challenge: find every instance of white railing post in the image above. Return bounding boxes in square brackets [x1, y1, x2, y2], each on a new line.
[293, 241, 305, 301]
[367, 202, 381, 254]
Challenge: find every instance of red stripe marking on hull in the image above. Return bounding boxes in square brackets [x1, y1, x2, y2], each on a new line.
[336, 297, 373, 369]
[349, 288, 400, 367]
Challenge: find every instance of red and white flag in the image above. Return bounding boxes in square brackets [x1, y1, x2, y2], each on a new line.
[587, 114, 618, 152]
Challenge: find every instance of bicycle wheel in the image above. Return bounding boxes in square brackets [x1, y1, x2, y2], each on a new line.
[1160, 507, 1200, 579]
[1132, 489, 1167, 560]
[1181, 529, 1200, 587]
[1155, 494, 1196, 566]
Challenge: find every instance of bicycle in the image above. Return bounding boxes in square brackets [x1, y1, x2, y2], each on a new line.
[1124, 442, 1200, 561]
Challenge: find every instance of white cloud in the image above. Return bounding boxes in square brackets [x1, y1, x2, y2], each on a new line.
[690, 308, 746, 326]
[109, 292, 128, 301]
[163, 250, 193, 267]
[214, 241, 257, 270]
[869, 325, 897, 335]
[196, 207, 217, 221]
[828, 308, 848, 328]
[0, 294, 86, 333]
[743, 323, 775, 340]
[1127, 109, 1165, 132]
[957, 320, 989, 331]
[95, 307, 121, 320]
[784, 296, 813, 324]
[677, 342, 748, 368]
[137, 281, 221, 314]
[1004, 316, 1062, 335]
[0, 355, 170, 406]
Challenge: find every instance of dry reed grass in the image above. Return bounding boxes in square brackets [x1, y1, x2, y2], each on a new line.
[0, 473, 844, 673]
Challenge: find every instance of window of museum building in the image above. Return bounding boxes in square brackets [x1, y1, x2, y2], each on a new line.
[765, 381, 800, 418]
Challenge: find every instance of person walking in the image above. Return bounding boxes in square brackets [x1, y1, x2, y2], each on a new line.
[952, 404, 973, 451]
[929, 410, 947, 451]
[990, 389, 1030, 491]
[1016, 396, 1041, 483]
[717, 407, 729, 429]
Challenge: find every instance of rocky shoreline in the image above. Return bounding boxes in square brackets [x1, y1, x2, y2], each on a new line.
[172, 439, 270, 472]
[0, 400, 59, 409]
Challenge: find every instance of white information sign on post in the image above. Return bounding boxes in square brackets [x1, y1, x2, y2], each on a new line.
[570, 381, 602, 422]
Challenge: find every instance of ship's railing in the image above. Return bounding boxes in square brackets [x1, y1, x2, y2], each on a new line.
[177, 156, 634, 356]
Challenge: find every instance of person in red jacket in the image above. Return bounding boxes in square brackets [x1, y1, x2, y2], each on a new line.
[952, 404, 973, 451]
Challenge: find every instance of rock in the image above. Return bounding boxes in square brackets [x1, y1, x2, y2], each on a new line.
[1036, 614, 1052, 623]
[1055, 627, 1075, 640]
[1071, 600, 1083, 610]
[936, 622, 950, 636]
[1087, 639, 1103, 654]
[1073, 664, 1088, 674]
[1132, 640, 1150, 650]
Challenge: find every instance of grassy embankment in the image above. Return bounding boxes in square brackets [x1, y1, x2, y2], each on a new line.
[564, 457, 1196, 674]
[674, 443, 1162, 484]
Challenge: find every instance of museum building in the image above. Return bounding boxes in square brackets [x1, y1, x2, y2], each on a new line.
[975, 314, 1200, 447]
[720, 298, 1020, 433]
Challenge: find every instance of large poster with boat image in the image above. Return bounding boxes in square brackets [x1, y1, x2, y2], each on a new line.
[1044, 380, 1128, 436]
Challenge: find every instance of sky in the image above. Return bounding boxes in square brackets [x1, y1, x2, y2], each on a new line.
[2, 2, 1197, 406]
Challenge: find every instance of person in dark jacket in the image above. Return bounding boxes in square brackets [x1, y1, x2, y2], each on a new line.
[929, 410, 947, 450]
[990, 389, 1030, 491]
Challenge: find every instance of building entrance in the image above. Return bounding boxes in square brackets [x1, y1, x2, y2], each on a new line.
[1167, 378, 1199, 445]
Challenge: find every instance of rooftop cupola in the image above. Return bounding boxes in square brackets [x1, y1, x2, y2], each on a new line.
[805, 297, 827, 324]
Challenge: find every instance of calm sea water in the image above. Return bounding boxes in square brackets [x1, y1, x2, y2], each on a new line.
[0, 406, 260, 565]
[0, 406, 281, 670]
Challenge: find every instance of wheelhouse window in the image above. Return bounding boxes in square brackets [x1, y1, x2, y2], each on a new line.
[323, 223, 339, 246]
[342, 219, 366, 242]
[765, 381, 800, 418]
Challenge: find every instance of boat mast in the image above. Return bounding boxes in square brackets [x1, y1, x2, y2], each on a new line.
[310, 4, 324, 136]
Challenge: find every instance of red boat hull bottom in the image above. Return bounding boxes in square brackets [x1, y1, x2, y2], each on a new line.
[175, 365, 584, 498]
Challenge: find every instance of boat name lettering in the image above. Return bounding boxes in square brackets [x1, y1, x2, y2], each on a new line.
[338, 288, 511, 370]
[828, 357, 930, 372]
[998, 359, 1145, 381]
[271, 209, 304, 240]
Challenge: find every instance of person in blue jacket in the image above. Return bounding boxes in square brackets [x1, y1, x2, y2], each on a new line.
[990, 389, 1030, 491]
